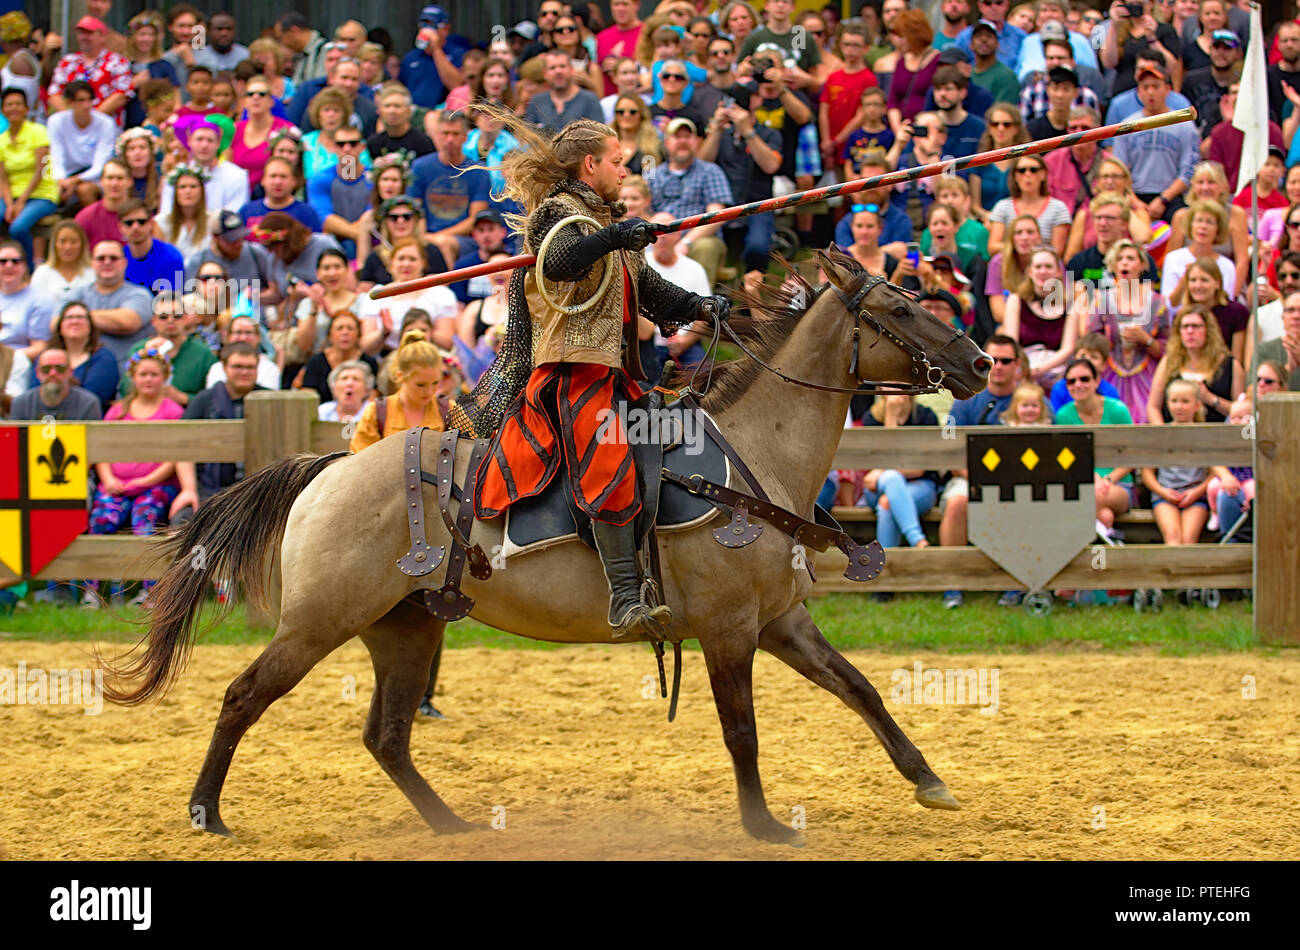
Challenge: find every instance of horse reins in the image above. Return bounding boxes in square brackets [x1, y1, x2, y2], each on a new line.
[700, 274, 963, 397]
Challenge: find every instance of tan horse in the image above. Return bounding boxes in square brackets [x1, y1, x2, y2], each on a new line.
[104, 249, 990, 845]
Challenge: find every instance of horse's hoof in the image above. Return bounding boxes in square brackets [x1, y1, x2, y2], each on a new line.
[192, 808, 234, 837]
[435, 817, 487, 835]
[417, 699, 445, 720]
[745, 816, 806, 847]
[914, 781, 961, 811]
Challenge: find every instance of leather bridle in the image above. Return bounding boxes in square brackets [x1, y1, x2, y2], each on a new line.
[704, 274, 966, 397]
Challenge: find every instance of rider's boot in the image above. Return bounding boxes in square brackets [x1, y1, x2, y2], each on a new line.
[591, 518, 672, 642]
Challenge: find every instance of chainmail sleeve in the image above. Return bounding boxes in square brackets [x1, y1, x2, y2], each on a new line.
[636, 263, 705, 337]
[533, 197, 609, 284]
[446, 267, 534, 438]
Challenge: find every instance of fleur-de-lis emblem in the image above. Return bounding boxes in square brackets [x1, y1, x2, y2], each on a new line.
[36, 437, 79, 485]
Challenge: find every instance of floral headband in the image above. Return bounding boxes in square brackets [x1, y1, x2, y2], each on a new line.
[167, 162, 212, 186]
[368, 150, 415, 188]
[116, 127, 156, 154]
[378, 196, 421, 219]
[268, 126, 303, 150]
[249, 224, 290, 245]
[130, 346, 173, 368]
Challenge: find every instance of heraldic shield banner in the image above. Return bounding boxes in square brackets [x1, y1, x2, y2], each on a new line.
[0, 425, 90, 580]
[966, 431, 1096, 593]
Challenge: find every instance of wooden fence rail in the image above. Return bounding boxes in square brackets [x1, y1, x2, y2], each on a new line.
[6, 391, 1296, 643]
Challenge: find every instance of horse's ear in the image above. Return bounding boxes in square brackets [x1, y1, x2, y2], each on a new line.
[817, 246, 859, 294]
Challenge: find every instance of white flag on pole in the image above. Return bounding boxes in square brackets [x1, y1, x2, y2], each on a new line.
[1233, 2, 1269, 195]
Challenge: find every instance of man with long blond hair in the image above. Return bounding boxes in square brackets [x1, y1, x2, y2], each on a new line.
[455, 105, 729, 641]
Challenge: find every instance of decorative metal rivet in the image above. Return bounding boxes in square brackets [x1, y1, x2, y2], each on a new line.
[414, 552, 426, 562]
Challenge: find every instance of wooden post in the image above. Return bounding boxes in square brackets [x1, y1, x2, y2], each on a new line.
[242, 391, 319, 627]
[243, 390, 319, 473]
[1255, 393, 1300, 645]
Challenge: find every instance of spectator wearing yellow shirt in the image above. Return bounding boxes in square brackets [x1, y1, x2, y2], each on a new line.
[0, 87, 60, 267]
[348, 328, 447, 452]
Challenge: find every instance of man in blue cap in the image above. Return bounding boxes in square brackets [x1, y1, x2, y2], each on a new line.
[399, 6, 468, 109]
[1181, 29, 1244, 135]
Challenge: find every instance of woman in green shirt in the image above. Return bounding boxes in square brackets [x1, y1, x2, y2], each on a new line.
[1055, 357, 1135, 531]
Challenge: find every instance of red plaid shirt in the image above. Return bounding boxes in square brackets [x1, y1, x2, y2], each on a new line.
[48, 50, 134, 125]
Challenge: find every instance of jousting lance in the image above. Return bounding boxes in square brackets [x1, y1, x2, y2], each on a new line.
[370, 107, 1197, 300]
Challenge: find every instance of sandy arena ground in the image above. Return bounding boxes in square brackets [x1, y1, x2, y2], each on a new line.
[1, 640, 1297, 860]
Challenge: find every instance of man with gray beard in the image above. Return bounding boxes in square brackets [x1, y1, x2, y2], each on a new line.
[8, 349, 103, 421]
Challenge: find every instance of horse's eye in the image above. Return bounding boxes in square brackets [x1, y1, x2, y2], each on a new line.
[894, 306, 908, 318]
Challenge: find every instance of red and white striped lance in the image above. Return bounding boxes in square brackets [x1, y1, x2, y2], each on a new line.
[370, 107, 1197, 301]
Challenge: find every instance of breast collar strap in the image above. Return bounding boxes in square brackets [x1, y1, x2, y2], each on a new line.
[715, 275, 959, 396]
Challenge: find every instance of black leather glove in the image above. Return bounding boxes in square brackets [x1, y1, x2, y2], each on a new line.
[606, 217, 660, 251]
[556, 218, 660, 279]
[696, 293, 731, 322]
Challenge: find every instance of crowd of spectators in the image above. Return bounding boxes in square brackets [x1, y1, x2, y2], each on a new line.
[0, 0, 1295, 608]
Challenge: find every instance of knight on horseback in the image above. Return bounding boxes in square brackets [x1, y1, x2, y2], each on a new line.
[452, 105, 731, 642]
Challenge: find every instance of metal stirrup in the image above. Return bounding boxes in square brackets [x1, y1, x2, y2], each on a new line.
[534, 214, 615, 315]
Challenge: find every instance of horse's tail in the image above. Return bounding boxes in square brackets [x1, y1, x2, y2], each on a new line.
[100, 452, 346, 706]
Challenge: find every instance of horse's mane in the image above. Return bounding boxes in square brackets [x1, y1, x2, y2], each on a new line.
[669, 250, 863, 413]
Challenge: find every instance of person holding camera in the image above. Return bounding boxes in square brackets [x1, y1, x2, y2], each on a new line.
[1100, 0, 1182, 97]
[698, 99, 783, 286]
[737, 0, 823, 92]
[887, 112, 950, 236]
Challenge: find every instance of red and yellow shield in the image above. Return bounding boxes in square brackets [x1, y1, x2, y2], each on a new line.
[0, 425, 89, 579]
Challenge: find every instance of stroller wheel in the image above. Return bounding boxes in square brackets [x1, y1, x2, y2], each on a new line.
[1133, 589, 1149, 612]
[1024, 592, 1053, 616]
[1150, 589, 1163, 612]
[1202, 588, 1221, 609]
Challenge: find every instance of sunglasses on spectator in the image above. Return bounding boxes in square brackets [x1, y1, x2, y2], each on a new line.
[0, 256, 23, 265]
[1015, 165, 1043, 174]
[850, 203, 880, 214]
[991, 356, 1017, 366]
[806, 29, 825, 37]
[979, 0, 1008, 5]
[1256, 375, 1280, 385]
[661, 73, 687, 81]
[95, 253, 124, 261]
[247, 89, 271, 98]
[1287, 220, 1300, 228]
[38, 364, 72, 375]
[691, 30, 713, 38]
[615, 108, 641, 115]
[386, 211, 415, 221]
[121, 217, 150, 226]
[989, 119, 1018, 128]
[336, 139, 362, 147]
[200, 272, 224, 280]
[555, 24, 578, 33]
[1065, 375, 1094, 385]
